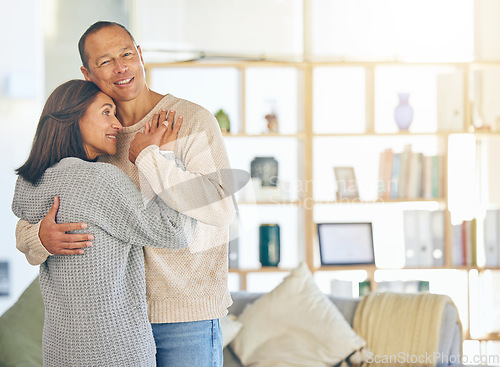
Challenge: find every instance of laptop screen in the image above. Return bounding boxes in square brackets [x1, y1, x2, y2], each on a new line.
[317, 223, 375, 266]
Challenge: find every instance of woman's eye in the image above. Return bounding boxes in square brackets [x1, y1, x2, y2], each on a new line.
[103, 110, 110, 116]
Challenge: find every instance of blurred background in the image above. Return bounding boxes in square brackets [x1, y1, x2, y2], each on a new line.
[3, 0, 500, 358]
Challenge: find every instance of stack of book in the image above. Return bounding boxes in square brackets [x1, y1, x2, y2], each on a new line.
[378, 145, 445, 200]
[451, 219, 477, 267]
[403, 210, 445, 267]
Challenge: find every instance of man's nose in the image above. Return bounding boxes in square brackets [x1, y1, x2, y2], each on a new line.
[114, 59, 128, 74]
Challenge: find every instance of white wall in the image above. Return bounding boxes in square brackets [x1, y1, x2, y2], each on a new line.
[43, 0, 129, 96]
[0, 0, 129, 315]
[0, 0, 45, 315]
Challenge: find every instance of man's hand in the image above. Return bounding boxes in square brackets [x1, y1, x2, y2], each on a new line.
[129, 109, 183, 164]
[39, 196, 93, 255]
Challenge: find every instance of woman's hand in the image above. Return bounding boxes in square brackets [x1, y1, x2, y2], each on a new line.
[145, 109, 183, 151]
[129, 109, 183, 164]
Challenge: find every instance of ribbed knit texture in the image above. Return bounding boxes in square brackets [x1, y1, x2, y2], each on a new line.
[12, 158, 195, 367]
[16, 94, 235, 323]
[101, 94, 235, 323]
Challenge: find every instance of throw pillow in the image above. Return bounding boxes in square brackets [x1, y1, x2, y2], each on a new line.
[0, 277, 44, 367]
[220, 314, 243, 348]
[230, 262, 366, 367]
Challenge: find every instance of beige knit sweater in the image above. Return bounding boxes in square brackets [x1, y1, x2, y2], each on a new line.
[15, 94, 235, 323]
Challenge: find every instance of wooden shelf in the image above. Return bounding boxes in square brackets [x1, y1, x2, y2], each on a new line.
[222, 133, 305, 139]
[316, 265, 377, 272]
[314, 131, 456, 137]
[466, 334, 500, 342]
[229, 267, 291, 274]
[237, 201, 300, 206]
[237, 199, 445, 206]
[145, 59, 500, 343]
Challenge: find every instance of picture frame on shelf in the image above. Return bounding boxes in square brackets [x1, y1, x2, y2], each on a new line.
[317, 223, 375, 266]
[333, 166, 359, 200]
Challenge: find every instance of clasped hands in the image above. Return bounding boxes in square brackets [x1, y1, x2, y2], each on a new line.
[129, 109, 183, 164]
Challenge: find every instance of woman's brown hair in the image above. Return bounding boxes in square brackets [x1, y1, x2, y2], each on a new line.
[16, 80, 102, 184]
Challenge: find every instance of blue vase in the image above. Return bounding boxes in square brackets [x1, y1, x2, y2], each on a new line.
[394, 93, 414, 131]
[259, 224, 280, 267]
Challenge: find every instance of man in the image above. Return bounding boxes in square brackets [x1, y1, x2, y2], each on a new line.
[16, 21, 236, 366]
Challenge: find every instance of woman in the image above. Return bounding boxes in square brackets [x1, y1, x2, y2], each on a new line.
[12, 80, 195, 367]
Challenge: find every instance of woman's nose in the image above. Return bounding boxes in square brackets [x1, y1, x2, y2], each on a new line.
[112, 117, 123, 131]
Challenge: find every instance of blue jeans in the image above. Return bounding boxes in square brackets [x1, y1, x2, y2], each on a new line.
[151, 319, 223, 367]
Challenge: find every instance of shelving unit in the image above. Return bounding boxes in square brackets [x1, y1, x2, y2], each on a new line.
[145, 59, 500, 344]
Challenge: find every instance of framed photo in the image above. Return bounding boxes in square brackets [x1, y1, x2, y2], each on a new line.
[333, 166, 359, 200]
[317, 223, 375, 266]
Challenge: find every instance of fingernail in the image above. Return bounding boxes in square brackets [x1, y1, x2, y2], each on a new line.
[179, 116, 183, 119]
[82, 223, 87, 229]
[88, 235, 94, 240]
[78, 250, 84, 255]
[86, 242, 92, 247]
[170, 110, 175, 113]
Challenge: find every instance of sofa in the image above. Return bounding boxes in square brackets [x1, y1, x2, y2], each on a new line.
[223, 291, 462, 367]
[0, 276, 462, 367]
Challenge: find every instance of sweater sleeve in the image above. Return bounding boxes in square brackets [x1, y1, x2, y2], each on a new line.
[15, 219, 51, 265]
[135, 108, 236, 227]
[80, 165, 195, 250]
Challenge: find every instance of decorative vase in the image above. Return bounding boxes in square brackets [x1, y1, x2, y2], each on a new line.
[259, 224, 280, 267]
[394, 93, 414, 131]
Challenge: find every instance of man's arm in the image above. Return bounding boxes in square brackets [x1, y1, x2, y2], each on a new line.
[131, 108, 236, 227]
[15, 197, 92, 264]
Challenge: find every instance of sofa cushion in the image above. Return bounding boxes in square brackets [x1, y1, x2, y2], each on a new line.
[221, 314, 243, 348]
[230, 263, 366, 367]
[0, 277, 43, 367]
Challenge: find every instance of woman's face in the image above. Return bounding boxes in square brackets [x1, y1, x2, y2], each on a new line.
[80, 92, 122, 159]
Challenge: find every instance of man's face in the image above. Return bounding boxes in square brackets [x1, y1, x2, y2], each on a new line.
[80, 25, 146, 103]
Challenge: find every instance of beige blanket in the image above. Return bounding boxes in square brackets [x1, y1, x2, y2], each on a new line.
[353, 292, 462, 367]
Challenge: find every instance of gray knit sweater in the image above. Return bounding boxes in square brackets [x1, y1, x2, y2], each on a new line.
[12, 157, 196, 367]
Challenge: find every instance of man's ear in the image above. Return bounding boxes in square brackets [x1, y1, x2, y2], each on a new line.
[81, 66, 91, 81]
[137, 45, 145, 65]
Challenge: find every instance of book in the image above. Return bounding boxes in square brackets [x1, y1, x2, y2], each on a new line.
[378, 148, 394, 200]
[398, 144, 412, 198]
[391, 153, 401, 199]
[471, 218, 477, 266]
[404, 210, 443, 267]
[485, 210, 499, 268]
[407, 152, 423, 199]
[416, 210, 433, 267]
[432, 155, 441, 198]
[460, 219, 477, 266]
[422, 155, 433, 199]
[431, 210, 445, 266]
[403, 210, 419, 267]
[451, 224, 464, 266]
